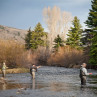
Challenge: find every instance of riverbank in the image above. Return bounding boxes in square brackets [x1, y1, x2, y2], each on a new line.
[0, 66, 79, 74]
[0, 68, 29, 74]
[0, 64, 96, 74]
[46, 64, 97, 69]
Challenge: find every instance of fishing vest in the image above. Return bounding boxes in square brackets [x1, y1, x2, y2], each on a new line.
[80, 67, 86, 77]
[2, 65, 6, 70]
[30, 66, 37, 73]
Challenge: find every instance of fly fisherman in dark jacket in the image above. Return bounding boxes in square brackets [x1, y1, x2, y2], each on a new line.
[30, 64, 41, 79]
[79, 63, 92, 85]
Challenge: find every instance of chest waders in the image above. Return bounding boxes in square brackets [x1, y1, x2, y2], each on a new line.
[30, 67, 37, 79]
[2, 65, 7, 78]
[2, 70, 6, 78]
[32, 69, 36, 79]
[80, 68, 86, 85]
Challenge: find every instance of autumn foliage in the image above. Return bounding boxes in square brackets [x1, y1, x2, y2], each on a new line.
[47, 46, 83, 67]
[0, 40, 28, 68]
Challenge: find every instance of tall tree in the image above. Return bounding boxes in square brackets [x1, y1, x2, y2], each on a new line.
[53, 35, 64, 52]
[85, 0, 97, 65]
[25, 23, 47, 50]
[43, 6, 73, 50]
[34, 22, 44, 33]
[81, 29, 93, 46]
[25, 27, 32, 49]
[66, 16, 82, 49]
[30, 23, 47, 50]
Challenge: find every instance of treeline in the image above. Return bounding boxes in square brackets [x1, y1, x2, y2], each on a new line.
[0, 0, 97, 69]
[25, 0, 97, 69]
[24, 18, 87, 68]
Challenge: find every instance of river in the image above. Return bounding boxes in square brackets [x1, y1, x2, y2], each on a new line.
[0, 66, 97, 97]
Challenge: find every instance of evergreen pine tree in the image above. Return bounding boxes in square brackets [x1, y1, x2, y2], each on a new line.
[25, 23, 47, 50]
[66, 16, 82, 49]
[34, 22, 44, 33]
[30, 22, 47, 50]
[53, 35, 64, 51]
[81, 29, 93, 46]
[85, 0, 97, 65]
[25, 27, 32, 49]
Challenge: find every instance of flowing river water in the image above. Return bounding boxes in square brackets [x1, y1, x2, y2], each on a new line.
[0, 66, 97, 97]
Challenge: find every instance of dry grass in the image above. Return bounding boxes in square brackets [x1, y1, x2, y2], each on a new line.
[0, 25, 27, 43]
[0, 40, 28, 68]
[0, 68, 29, 74]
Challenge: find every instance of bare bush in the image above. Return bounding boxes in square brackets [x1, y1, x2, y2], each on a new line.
[0, 40, 28, 68]
[47, 46, 83, 67]
[27, 47, 49, 66]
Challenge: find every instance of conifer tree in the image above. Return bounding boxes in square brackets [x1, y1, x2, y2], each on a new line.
[66, 16, 82, 49]
[85, 0, 97, 65]
[25, 27, 32, 49]
[53, 35, 64, 51]
[30, 22, 47, 50]
[34, 22, 44, 33]
[25, 22, 47, 50]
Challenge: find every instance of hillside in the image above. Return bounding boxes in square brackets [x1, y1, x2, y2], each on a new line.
[0, 25, 28, 43]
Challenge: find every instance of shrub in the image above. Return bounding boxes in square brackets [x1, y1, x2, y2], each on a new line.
[47, 46, 83, 67]
[0, 40, 28, 68]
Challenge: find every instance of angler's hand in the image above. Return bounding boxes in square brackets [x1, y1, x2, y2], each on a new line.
[89, 73, 92, 75]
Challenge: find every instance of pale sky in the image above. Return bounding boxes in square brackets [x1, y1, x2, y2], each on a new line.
[0, 0, 91, 30]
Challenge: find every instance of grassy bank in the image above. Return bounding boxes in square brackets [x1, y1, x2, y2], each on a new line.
[0, 68, 29, 74]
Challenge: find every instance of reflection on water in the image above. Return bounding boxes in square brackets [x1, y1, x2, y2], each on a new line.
[31, 78, 35, 89]
[0, 77, 48, 90]
[48, 82, 71, 92]
[0, 80, 22, 90]
[29, 78, 47, 90]
[0, 81, 7, 90]
[0, 78, 74, 92]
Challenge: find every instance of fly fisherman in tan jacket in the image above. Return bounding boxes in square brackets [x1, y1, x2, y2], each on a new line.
[1, 62, 8, 78]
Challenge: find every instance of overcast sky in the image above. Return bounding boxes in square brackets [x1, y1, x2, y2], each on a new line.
[0, 0, 91, 30]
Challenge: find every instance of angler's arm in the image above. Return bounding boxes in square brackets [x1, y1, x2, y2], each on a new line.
[37, 66, 41, 69]
[83, 68, 92, 75]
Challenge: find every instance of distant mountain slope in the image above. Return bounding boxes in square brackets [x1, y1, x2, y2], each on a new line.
[0, 25, 28, 43]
